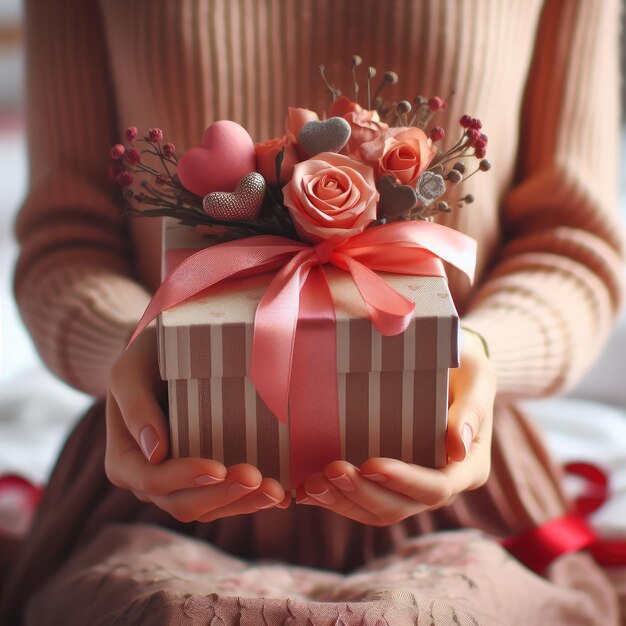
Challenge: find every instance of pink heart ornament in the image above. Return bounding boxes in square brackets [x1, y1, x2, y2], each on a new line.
[203, 172, 266, 221]
[177, 120, 256, 196]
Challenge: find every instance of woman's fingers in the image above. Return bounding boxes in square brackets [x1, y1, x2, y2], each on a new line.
[154, 474, 283, 524]
[300, 472, 384, 525]
[355, 458, 453, 506]
[105, 390, 229, 495]
[104, 326, 292, 524]
[109, 326, 170, 464]
[196, 478, 288, 523]
[107, 395, 280, 523]
[301, 469, 427, 526]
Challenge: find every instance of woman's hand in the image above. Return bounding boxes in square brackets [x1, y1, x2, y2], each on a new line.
[297, 328, 496, 525]
[105, 325, 290, 522]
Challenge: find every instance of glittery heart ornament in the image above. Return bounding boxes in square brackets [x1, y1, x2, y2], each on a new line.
[415, 171, 446, 206]
[178, 120, 256, 197]
[202, 172, 266, 221]
[376, 174, 417, 217]
[298, 117, 351, 157]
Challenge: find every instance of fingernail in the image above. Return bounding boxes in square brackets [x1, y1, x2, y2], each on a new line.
[329, 473, 354, 492]
[306, 488, 336, 505]
[227, 482, 257, 497]
[296, 496, 312, 505]
[139, 426, 159, 461]
[275, 498, 291, 509]
[462, 423, 474, 455]
[362, 473, 388, 483]
[195, 474, 224, 486]
[251, 492, 281, 508]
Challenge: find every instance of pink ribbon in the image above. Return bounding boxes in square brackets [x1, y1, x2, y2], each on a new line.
[129, 220, 476, 487]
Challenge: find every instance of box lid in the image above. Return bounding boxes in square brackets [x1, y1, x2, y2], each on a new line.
[157, 220, 459, 381]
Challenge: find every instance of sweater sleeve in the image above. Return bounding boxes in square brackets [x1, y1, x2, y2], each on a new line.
[462, 0, 625, 399]
[13, 0, 151, 397]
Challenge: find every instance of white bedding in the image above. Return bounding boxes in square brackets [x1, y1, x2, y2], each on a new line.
[1, 125, 625, 538]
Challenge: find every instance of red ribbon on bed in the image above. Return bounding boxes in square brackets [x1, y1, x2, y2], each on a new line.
[129, 220, 476, 487]
[502, 462, 626, 574]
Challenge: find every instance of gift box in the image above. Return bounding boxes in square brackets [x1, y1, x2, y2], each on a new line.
[157, 220, 459, 490]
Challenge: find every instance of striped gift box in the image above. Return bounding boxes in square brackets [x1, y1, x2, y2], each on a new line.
[158, 220, 459, 489]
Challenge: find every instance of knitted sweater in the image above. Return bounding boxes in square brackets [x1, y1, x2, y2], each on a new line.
[15, 0, 624, 399]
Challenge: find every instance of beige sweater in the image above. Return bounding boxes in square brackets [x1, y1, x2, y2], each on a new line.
[15, 0, 625, 399]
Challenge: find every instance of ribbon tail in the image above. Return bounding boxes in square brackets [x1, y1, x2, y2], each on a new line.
[339, 254, 415, 336]
[250, 249, 317, 423]
[289, 265, 341, 488]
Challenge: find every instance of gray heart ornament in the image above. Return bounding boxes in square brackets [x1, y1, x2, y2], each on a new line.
[415, 171, 446, 206]
[376, 174, 418, 217]
[298, 117, 352, 157]
[203, 172, 265, 221]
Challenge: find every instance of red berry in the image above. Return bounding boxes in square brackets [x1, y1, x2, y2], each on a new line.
[466, 128, 480, 145]
[474, 137, 487, 150]
[125, 148, 141, 165]
[474, 146, 487, 159]
[460, 114, 473, 128]
[148, 128, 163, 142]
[163, 142, 176, 155]
[470, 117, 482, 130]
[116, 172, 133, 187]
[428, 96, 445, 112]
[125, 126, 138, 142]
[429, 126, 445, 142]
[110, 144, 125, 160]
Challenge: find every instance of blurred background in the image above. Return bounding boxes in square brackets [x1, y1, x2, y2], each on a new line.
[0, 2, 625, 536]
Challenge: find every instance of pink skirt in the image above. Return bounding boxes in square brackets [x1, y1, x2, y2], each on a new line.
[1, 399, 622, 625]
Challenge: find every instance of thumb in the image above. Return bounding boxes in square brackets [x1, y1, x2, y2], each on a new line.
[446, 394, 485, 463]
[110, 328, 170, 464]
[446, 352, 496, 463]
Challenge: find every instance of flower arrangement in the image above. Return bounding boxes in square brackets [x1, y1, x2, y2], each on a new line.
[110, 57, 491, 244]
[124, 59, 483, 486]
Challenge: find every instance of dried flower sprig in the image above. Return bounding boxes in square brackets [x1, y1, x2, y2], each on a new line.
[316, 57, 491, 224]
[110, 126, 295, 239]
[110, 57, 491, 245]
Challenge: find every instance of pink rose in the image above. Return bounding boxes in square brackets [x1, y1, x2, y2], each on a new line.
[255, 135, 298, 184]
[378, 127, 437, 185]
[282, 152, 379, 243]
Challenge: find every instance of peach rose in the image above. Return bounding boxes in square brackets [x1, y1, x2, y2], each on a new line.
[286, 107, 319, 142]
[282, 152, 379, 243]
[378, 128, 437, 185]
[255, 135, 298, 184]
[285, 107, 320, 161]
[328, 96, 389, 157]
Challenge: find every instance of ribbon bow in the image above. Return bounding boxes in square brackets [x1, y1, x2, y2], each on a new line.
[130, 220, 476, 486]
